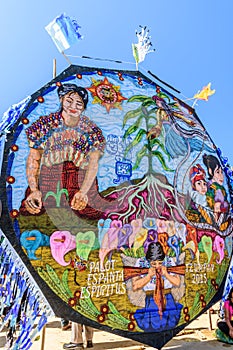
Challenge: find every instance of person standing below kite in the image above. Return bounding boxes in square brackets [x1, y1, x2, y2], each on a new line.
[203, 154, 229, 222]
[20, 84, 107, 219]
[63, 322, 94, 350]
[216, 287, 233, 342]
[132, 241, 183, 332]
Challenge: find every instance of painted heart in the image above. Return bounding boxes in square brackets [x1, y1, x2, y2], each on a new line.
[76, 230, 95, 261]
[50, 231, 76, 266]
[144, 229, 158, 253]
[99, 220, 122, 268]
[201, 235, 213, 263]
[20, 229, 49, 260]
[97, 218, 112, 247]
[213, 235, 225, 264]
[143, 217, 157, 230]
[129, 219, 142, 248]
[117, 224, 132, 249]
[167, 235, 180, 263]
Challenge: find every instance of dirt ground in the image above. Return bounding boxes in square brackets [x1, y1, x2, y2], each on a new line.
[0, 305, 229, 350]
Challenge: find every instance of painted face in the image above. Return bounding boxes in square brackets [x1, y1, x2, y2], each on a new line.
[150, 260, 163, 269]
[62, 93, 84, 118]
[194, 179, 207, 195]
[213, 166, 224, 185]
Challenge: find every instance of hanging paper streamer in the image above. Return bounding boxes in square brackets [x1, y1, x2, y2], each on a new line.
[132, 25, 155, 69]
[1, 64, 232, 350]
[0, 230, 54, 349]
[0, 96, 31, 134]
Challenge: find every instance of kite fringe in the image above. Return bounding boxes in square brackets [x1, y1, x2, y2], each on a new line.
[0, 96, 31, 134]
[0, 229, 54, 349]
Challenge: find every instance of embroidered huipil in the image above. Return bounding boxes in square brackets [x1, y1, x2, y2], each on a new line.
[25, 112, 106, 168]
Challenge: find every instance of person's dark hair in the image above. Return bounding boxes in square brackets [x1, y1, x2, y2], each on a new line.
[57, 83, 88, 109]
[146, 242, 165, 262]
[203, 154, 221, 180]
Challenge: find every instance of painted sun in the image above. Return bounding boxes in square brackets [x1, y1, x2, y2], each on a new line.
[87, 77, 127, 112]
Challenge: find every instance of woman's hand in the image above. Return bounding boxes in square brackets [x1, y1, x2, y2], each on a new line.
[161, 265, 168, 278]
[71, 191, 88, 210]
[148, 266, 156, 278]
[25, 190, 42, 214]
[214, 202, 221, 213]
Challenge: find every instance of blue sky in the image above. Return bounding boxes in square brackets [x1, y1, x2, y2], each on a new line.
[1, 0, 233, 163]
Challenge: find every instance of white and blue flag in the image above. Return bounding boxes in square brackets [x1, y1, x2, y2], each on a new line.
[45, 13, 83, 52]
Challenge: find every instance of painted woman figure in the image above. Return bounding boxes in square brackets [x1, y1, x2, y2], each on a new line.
[20, 83, 108, 220]
[203, 154, 229, 221]
[186, 164, 210, 223]
[132, 241, 183, 332]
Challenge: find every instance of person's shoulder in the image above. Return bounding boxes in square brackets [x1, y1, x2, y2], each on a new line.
[80, 115, 101, 131]
[26, 112, 61, 132]
[209, 181, 223, 191]
[39, 112, 61, 127]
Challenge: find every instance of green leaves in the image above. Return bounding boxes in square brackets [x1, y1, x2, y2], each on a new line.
[151, 150, 174, 172]
[127, 95, 152, 103]
[157, 92, 171, 102]
[44, 181, 69, 207]
[133, 145, 147, 170]
[124, 129, 147, 156]
[122, 92, 174, 173]
[123, 117, 145, 139]
[37, 264, 70, 302]
[123, 107, 142, 128]
[141, 99, 156, 108]
[62, 269, 73, 297]
[149, 138, 171, 160]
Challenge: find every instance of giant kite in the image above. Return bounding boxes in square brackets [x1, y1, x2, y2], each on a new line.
[0, 64, 232, 349]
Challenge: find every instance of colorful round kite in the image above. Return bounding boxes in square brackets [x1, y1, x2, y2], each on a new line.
[0, 65, 232, 349]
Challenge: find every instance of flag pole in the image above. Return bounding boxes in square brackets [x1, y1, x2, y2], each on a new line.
[53, 58, 57, 79]
[61, 51, 72, 65]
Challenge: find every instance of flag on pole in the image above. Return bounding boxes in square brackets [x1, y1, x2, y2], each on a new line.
[45, 13, 83, 52]
[132, 26, 155, 68]
[193, 83, 215, 101]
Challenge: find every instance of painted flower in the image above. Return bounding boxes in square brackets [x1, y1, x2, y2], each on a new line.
[10, 209, 19, 218]
[128, 322, 135, 331]
[97, 314, 105, 323]
[100, 305, 109, 314]
[74, 290, 81, 299]
[68, 297, 77, 307]
[129, 313, 135, 321]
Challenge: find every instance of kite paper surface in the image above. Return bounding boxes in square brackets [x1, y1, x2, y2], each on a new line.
[0, 64, 233, 349]
[45, 13, 82, 52]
